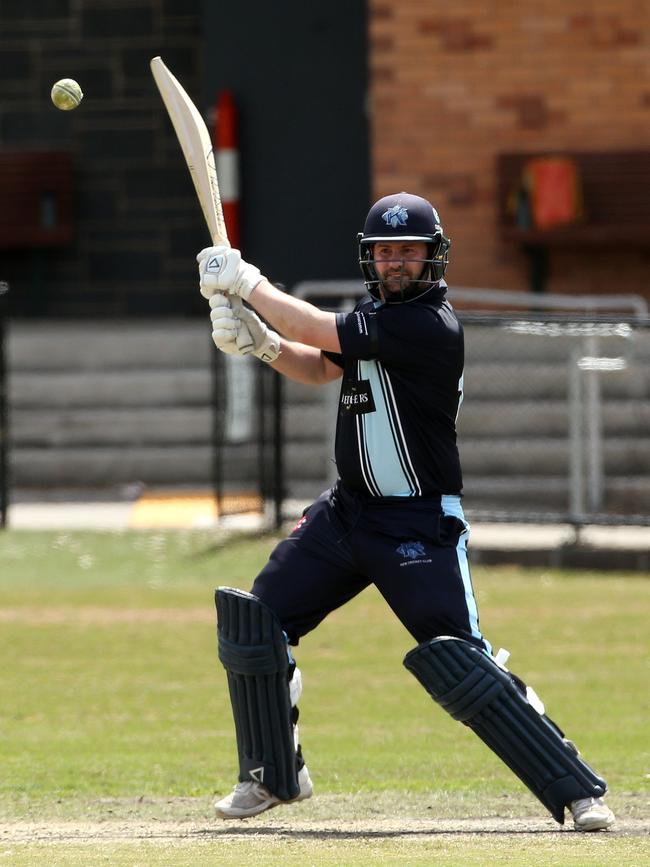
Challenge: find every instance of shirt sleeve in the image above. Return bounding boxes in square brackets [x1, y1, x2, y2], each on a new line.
[334, 309, 380, 360]
[335, 304, 458, 369]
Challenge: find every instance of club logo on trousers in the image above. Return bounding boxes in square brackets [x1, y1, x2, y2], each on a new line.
[397, 541, 426, 560]
[249, 766, 265, 783]
[396, 541, 431, 567]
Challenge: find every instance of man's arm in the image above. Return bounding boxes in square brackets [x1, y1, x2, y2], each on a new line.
[248, 280, 341, 354]
[270, 339, 343, 385]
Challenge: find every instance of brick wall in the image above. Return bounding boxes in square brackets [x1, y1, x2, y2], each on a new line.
[4, 4, 650, 314]
[368, 2, 650, 299]
[0, 0, 205, 316]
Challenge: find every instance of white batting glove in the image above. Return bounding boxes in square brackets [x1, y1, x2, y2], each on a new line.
[209, 295, 280, 363]
[208, 294, 254, 355]
[209, 293, 237, 344]
[197, 245, 264, 301]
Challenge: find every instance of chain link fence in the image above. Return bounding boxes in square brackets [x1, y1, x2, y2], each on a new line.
[274, 283, 650, 527]
[459, 314, 650, 524]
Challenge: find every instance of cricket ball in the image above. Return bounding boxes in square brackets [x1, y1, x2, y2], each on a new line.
[51, 79, 83, 111]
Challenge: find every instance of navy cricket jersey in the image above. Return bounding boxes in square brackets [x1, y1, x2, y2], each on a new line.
[324, 284, 464, 497]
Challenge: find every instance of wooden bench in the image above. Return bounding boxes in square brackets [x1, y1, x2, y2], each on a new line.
[0, 151, 74, 249]
[497, 151, 650, 290]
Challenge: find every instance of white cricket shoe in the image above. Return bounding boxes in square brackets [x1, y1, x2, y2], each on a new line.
[214, 765, 313, 819]
[570, 797, 616, 831]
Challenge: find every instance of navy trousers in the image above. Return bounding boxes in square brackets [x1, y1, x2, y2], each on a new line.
[251, 482, 490, 650]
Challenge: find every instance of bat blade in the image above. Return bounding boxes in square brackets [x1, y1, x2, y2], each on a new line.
[150, 55, 228, 247]
[150, 56, 253, 352]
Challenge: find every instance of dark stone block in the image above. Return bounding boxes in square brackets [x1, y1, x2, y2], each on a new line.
[76, 106, 157, 127]
[1, 0, 70, 20]
[80, 128, 154, 161]
[144, 45, 197, 82]
[163, 0, 200, 15]
[0, 49, 33, 79]
[0, 109, 72, 145]
[84, 228, 160, 245]
[49, 286, 128, 317]
[122, 45, 197, 85]
[161, 17, 200, 37]
[87, 250, 162, 281]
[81, 6, 153, 39]
[124, 167, 196, 199]
[76, 187, 117, 221]
[125, 287, 194, 315]
[169, 223, 208, 255]
[122, 46, 163, 79]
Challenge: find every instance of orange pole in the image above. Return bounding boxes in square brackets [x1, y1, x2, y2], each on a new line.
[214, 90, 240, 249]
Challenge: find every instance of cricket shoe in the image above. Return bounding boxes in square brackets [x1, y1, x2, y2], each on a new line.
[214, 765, 313, 819]
[569, 797, 616, 831]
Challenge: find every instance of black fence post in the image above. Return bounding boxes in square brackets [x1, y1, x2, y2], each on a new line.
[272, 372, 284, 530]
[210, 341, 225, 520]
[0, 281, 8, 528]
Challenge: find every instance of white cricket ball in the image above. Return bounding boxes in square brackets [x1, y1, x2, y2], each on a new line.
[51, 78, 83, 111]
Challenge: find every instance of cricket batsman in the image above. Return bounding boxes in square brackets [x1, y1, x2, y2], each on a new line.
[197, 192, 615, 831]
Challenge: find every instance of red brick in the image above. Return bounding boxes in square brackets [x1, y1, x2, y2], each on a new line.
[369, 0, 650, 298]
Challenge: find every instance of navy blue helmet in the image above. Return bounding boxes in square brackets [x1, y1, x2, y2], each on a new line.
[358, 192, 451, 302]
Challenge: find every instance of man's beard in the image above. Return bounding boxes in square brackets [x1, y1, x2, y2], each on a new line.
[381, 270, 417, 296]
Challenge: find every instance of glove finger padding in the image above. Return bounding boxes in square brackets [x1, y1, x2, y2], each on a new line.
[209, 294, 238, 342]
[211, 325, 254, 356]
[208, 293, 254, 356]
[208, 292, 232, 309]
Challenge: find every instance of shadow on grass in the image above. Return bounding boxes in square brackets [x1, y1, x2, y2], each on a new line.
[186, 825, 566, 839]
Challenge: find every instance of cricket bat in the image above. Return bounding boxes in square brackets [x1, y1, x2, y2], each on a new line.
[150, 56, 252, 350]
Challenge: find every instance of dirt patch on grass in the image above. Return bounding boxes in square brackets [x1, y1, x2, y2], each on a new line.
[2, 816, 649, 844]
[2, 794, 648, 843]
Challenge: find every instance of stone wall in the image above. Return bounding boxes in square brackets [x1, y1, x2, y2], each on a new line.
[0, 0, 205, 316]
[368, 2, 650, 299]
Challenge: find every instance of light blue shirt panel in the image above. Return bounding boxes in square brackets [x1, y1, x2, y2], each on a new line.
[359, 359, 414, 497]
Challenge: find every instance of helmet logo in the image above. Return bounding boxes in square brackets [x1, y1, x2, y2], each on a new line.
[382, 205, 408, 229]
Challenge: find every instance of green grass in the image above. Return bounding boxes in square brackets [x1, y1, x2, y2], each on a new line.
[0, 529, 648, 865]
[2, 837, 649, 867]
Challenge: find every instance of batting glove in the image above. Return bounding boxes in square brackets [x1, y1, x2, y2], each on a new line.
[209, 294, 254, 355]
[209, 294, 280, 363]
[198, 245, 264, 301]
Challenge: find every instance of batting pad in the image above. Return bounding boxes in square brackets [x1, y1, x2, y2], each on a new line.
[216, 587, 300, 801]
[404, 636, 607, 823]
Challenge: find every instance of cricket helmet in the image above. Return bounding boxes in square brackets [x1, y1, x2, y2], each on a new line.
[358, 192, 451, 302]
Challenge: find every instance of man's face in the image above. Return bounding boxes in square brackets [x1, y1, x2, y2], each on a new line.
[372, 241, 428, 296]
